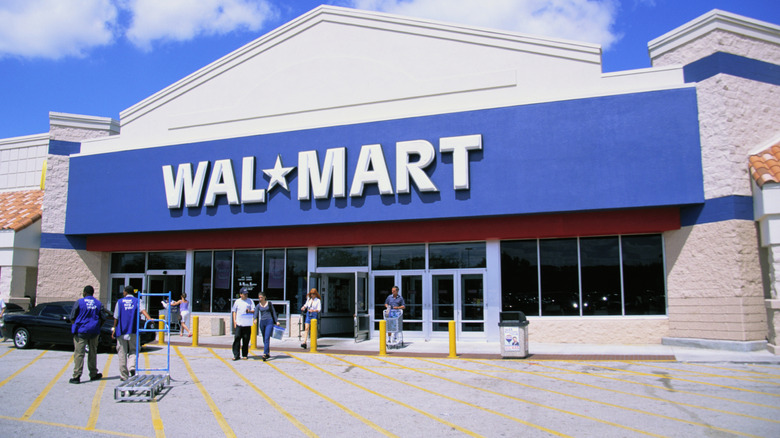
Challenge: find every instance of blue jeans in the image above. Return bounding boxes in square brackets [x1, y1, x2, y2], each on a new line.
[258, 318, 274, 356]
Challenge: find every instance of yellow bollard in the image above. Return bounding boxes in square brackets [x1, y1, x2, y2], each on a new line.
[379, 319, 387, 356]
[311, 319, 318, 353]
[158, 315, 166, 345]
[251, 321, 258, 350]
[448, 320, 457, 358]
[192, 315, 199, 347]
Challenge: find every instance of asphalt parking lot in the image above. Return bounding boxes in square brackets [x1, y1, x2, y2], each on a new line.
[1, 342, 779, 438]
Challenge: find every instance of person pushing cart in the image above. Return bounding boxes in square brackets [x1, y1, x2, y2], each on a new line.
[384, 286, 405, 348]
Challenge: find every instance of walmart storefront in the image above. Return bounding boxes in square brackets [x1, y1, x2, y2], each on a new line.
[37, 7, 777, 346]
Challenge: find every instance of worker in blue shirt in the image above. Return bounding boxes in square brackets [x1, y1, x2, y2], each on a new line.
[69, 285, 104, 384]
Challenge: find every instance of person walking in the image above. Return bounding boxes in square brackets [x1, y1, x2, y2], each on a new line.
[300, 288, 321, 349]
[112, 285, 153, 381]
[69, 285, 104, 384]
[171, 292, 193, 337]
[253, 291, 280, 361]
[231, 288, 255, 360]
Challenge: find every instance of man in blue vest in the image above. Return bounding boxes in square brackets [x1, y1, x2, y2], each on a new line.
[69, 285, 104, 384]
[112, 285, 153, 381]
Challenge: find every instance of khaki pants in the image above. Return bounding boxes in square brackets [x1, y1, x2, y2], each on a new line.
[72, 335, 99, 379]
[116, 334, 137, 380]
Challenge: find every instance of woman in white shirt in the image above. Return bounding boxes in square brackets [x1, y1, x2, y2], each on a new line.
[300, 288, 321, 349]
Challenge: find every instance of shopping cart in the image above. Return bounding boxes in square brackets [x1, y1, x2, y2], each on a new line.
[383, 309, 403, 349]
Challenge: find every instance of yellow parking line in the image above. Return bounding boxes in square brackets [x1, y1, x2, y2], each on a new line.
[423, 357, 765, 438]
[87, 354, 114, 430]
[0, 414, 147, 437]
[22, 357, 73, 419]
[266, 353, 397, 437]
[617, 361, 780, 385]
[144, 352, 166, 438]
[292, 352, 484, 437]
[173, 346, 236, 438]
[210, 348, 316, 438]
[465, 358, 780, 426]
[572, 362, 779, 397]
[0, 348, 13, 358]
[326, 353, 570, 437]
[0, 350, 46, 388]
[529, 361, 780, 410]
[376, 355, 668, 438]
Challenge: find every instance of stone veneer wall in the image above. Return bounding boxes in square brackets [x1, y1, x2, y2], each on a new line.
[651, 28, 779, 343]
[36, 123, 116, 304]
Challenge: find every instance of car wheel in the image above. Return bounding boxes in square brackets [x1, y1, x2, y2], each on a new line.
[14, 328, 31, 349]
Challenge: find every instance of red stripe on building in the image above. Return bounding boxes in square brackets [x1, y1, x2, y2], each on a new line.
[86, 208, 680, 252]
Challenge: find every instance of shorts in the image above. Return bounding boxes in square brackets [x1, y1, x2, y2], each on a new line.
[305, 311, 319, 324]
[180, 310, 190, 322]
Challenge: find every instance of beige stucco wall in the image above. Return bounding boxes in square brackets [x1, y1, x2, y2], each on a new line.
[650, 20, 779, 345]
[528, 318, 669, 344]
[665, 221, 766, 341]
[37, 248, 109, 303]
[36, 122, 116, 305]
[652, 29, 780, 67]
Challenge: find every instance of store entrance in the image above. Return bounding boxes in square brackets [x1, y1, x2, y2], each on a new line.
[146, 271, 185, 321]
[309, 271, 368, 338]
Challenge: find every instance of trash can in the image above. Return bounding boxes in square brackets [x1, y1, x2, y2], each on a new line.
[498, 311, 529, 358]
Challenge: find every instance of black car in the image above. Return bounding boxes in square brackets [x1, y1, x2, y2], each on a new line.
[2, 301, 156, 351]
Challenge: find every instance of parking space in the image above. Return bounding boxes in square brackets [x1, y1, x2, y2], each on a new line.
[1, 343, 779, 437]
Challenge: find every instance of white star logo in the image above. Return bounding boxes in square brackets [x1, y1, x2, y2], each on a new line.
[263, 154, 295, 192]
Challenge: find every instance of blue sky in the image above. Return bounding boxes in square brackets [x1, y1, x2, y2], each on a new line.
[0, 0, 777, 140]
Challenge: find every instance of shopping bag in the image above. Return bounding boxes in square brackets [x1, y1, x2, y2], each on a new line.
[272, 325, 284, 340]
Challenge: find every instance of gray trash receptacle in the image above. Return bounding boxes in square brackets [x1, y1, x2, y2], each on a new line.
[498, 311, 529, 358]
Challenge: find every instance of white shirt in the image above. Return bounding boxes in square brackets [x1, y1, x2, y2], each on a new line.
[304, 297, 321, 312]
[232, 298, 255, 327]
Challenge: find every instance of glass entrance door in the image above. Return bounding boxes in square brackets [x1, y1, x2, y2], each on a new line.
[309, 271, 366, 337]
[372, 272, 423, 337]
[146, 273, 184, 320]
[354, 272, 369, 342]
[430, 271, 485, 339]
[109, 275, 144, 309]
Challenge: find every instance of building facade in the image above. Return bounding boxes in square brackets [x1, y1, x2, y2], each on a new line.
[9, 7, 779, 349]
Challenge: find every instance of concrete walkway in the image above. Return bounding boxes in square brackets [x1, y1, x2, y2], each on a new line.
[161, 332, 780, 362]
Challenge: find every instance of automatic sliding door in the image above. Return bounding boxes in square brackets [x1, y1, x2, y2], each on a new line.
[400, 275, 422, 332]
[432, 274, 454, 333]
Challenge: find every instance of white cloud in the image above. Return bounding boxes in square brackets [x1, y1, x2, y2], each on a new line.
[349, 0, 622, 49]
[0, 0, 277, 59]
[123, 0, 277, 51]
[0, 0, 117, 59]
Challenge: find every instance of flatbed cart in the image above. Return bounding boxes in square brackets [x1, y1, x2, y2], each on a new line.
[115, 291, 172, 402]
[383, 309, 403, 349]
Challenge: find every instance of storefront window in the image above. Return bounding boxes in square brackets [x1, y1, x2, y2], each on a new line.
[540, 239, 580, 316]
[234, 250, 262, 299]
[111, 253, 145, 273]
[213, 251, 233, 313]
[263, 249, 285, 301]
[148, 251, 186, 270]
[580, 237, 622, 316]
[622, 235, 665, 315]
[500, 240, 539, 316]
[286, 249, 308, 314]
[501, 234, 666, 317]
[372, 244, 425, 270]
[193, 251, 212, 312]
[429, 242, 486, 269]
[317, 246, 368, 267]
